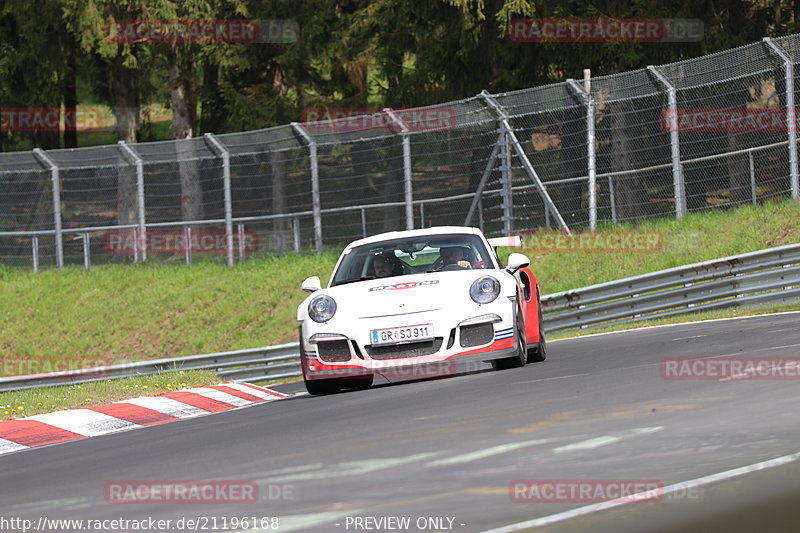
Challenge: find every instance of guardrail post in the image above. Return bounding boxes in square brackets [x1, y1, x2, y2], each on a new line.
[764, 37, 799, 200]
[480, 90, 571, 234]
[32, 236, 39, 272]
[567, 79, 597, 230]
[204, 134, 234, 266]
[292, 123, 323, 253]
[648, 65, 686, 218]
[384, 108, 414, 230]
[32, 148, 63, 268]
[118, 141, 147, 262]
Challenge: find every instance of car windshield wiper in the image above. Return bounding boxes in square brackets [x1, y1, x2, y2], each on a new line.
[332, 276, 376, 287]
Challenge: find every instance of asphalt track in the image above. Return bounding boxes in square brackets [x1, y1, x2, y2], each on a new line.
[1, 312, 799, 533]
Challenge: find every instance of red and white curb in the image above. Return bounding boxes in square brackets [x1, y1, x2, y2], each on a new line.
[0, 383, 289, 456]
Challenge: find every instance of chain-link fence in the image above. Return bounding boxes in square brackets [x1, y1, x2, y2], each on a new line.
[2, 35, 799, 270]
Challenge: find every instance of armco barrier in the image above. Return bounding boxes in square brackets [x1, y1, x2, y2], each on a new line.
[1, 243, 798, 392]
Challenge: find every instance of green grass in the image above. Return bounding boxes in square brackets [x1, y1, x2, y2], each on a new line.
[0, 370, 218, 418]
[0, 200, 799, 375]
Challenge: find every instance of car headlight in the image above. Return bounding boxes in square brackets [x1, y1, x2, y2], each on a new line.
[470, 276, 500, 304]
[308, 295, 337, 323]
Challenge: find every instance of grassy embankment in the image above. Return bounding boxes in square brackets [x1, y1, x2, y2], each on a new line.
[1, 200, 799, 415]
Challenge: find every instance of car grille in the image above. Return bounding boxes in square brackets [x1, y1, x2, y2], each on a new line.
[366, 338, 444, 359]
[459, 323, 493, 348]
[317, 340, 352, 362]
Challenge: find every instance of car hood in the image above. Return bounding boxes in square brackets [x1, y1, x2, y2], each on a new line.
[300, 271, 503, 321]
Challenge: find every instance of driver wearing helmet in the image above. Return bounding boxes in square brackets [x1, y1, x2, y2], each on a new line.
[440, 246, 472, 269]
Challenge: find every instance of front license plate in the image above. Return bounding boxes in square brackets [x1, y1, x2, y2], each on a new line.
[370, 324, 434, 346]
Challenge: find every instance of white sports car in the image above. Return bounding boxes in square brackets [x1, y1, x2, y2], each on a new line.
[297, 226, 546, 394]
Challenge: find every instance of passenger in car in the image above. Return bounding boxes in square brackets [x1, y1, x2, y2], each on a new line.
[373, 253, 404, 278]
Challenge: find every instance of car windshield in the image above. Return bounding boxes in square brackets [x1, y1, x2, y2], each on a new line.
[330, 233, 493, 287]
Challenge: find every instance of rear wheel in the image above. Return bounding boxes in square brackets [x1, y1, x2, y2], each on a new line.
[527, 304, 547, 363]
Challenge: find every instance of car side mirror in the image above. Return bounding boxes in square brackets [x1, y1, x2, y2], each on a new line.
[505, 253, 530, 275]
[301, 276, 322, 293]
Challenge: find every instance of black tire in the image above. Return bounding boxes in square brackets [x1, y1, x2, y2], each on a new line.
[492, 325, 527, 371]
[527, 304, 547, 363]
[304, 376, 373, 395]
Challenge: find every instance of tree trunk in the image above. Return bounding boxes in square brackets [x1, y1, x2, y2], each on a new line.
[108, 57, 139, 225]
[170, 61, 203, 222]
[271, 149, 291, 250]
[611, 99, 644, 221]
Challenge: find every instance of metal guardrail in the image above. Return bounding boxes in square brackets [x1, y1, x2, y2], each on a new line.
[1, 243, 799, 392]
[0, 343, 299, 393]
[540, 242, 800, 332]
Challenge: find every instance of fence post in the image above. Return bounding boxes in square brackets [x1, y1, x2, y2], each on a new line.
[32, 148, 63, 268]
[32, 236, 39, 272]
[480, 90, 571, 234]
[204, 133, 234, 266]
[117, 141, 147, 262]
[763, 37, 799, 200]
[500, 130, 514, 234]
[292, 122, 322, 253]
[648, 65, 686, 218]
[80, 232, 90, 270]
[464, 140, 502, 226]
[292, 217, 301, 253]
[384, 108, 414, 230]
[567, 78, 597, 230]
[749, 151, 757, 205]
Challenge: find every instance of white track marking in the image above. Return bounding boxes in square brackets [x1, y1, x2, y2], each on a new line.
[553, 427, 663, 454]
[182, 387, 254, 407]
[551, 310, 800, 343]
[119, 396, 209, 418]
[0, 437, 28, 455]
[28, 410, 139, 437]
[223, 383, 287, 400]
[480, 449, 800, 532]
[261, 452, 440, 483]
[425, 439, 560, 467]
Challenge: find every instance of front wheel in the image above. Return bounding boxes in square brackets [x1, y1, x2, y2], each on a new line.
[492, 325, 527, 371]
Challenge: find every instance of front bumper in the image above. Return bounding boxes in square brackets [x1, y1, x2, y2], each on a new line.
[300, 303, 518, 381]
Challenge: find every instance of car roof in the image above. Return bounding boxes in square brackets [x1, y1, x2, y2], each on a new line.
[343, 226, 485, 250]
